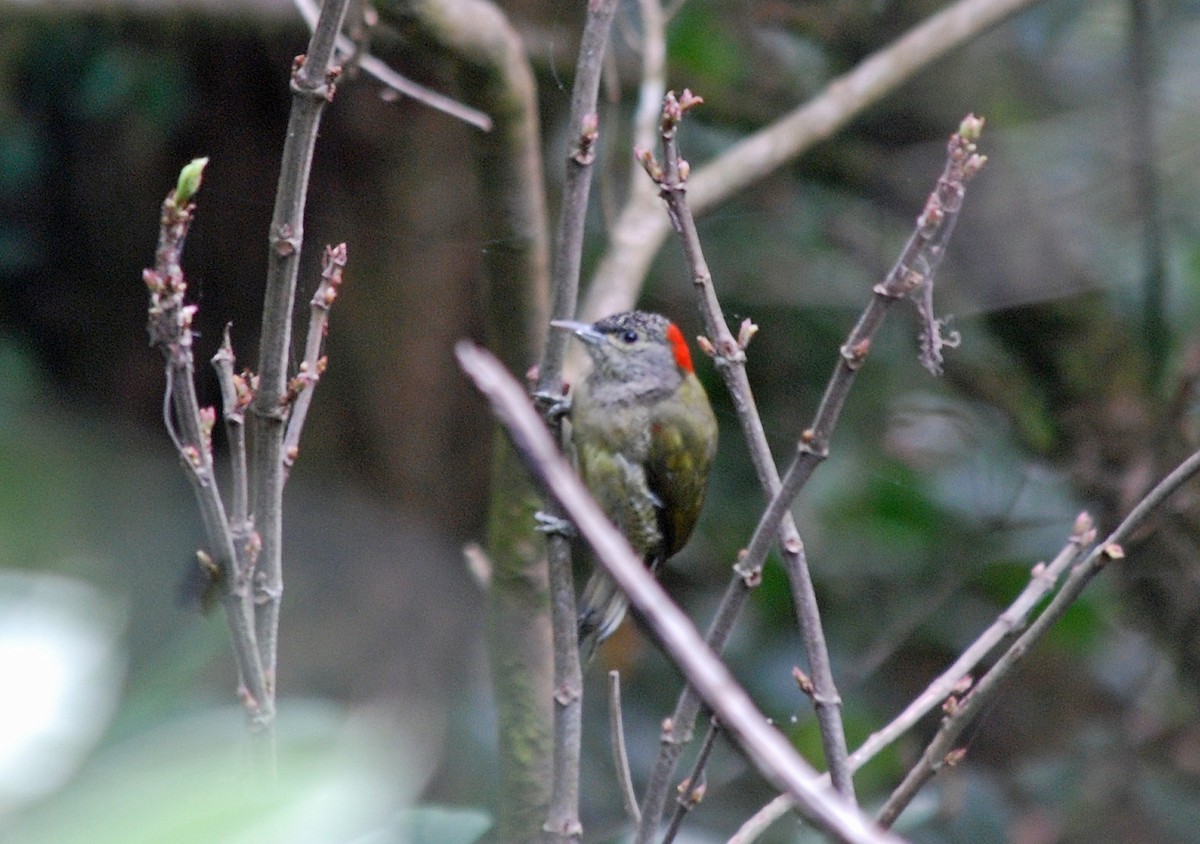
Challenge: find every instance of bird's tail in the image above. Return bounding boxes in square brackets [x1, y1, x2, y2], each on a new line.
[577, 570, 629, 665]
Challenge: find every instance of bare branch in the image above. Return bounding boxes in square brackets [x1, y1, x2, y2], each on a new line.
[877, 449, 1200, 827]
[732, 513, 1097, 841]
[633, 90, 855, 842]
[533, 3, 619, 842]
[456, 341, 903, 844]
[211, 326, 251, 528]
[607, 671, 641, 825]
[143, 160, 270, 732]
[292, 0, 493, 130]
[282, 242, 347, 473]
[248, 0, 351, 706]
[661, 717, 719, 844]
[736, 117, 987, 653]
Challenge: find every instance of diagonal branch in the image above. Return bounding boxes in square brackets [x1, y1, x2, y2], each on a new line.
[877, 448, 1200, 827]
[456, 340, 903, 844]
[731, 512, 1096, 842]
[630, 90, 855, 844]
[736, 117, 987, 642]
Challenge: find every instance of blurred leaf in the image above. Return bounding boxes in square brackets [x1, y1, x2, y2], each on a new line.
[7, 704, 428, 844]
[0, 571, 126, 816]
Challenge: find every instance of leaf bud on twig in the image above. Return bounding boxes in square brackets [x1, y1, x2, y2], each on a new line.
[174, 157, 209, 206]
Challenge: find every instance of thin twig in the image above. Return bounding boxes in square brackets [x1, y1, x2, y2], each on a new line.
[144, 161, 270, 731]
[536, 0, 618, 398]
[455, 341, 901, 844]
[877, 449, 1200, 827]
[211, 326, 250, 528]
[663, 92, 855, 798]
[736, 117, 987, 647]
[607, 670, 641, 825]
[581, 0, 1037, 322]
[282, 242, 347, 474]
[210, 327, 260, 630]
[631, 90, 855, 844]
[661, 717, 720, 844]
[536, 2, 619, 842]
[248, 0, 351, 708]
[291, 0, 493, 131]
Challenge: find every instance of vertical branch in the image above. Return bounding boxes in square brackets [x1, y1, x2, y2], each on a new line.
[212, 326, 251, 529]
[247, 0, 351, 705]
[373, 1, 554, 837]
[537, 2, 620, 841]
[660, 718, 720, 844]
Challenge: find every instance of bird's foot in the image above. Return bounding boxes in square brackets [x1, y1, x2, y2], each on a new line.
[532, 390, 572, 422]
[534, 511, 577, 539]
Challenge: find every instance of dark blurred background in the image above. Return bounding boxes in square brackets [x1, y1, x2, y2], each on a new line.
[3, 0, 1200, 841]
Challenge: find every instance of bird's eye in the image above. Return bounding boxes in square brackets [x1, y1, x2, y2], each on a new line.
[622, 330, 639, 343]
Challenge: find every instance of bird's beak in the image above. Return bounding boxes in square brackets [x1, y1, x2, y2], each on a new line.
[550, 319, 604, 346]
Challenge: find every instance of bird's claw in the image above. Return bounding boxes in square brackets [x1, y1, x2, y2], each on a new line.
[534, 511, 576, 539]
[533, 390, 571, 422]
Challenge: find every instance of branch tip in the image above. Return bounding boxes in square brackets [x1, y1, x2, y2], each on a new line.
[1071, 511, 1095, 541]
[737, 318, 759, 349]
[635, 145, 664, 182]
[957, 113, 985, 141]
[792, 666, 815, 697]
[174, 156, 209, 207]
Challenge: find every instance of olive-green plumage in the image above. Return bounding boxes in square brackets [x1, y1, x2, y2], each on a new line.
[552, 311, 718, 663]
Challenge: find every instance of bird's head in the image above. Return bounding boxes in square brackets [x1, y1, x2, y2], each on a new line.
[551, 311, 695, 389]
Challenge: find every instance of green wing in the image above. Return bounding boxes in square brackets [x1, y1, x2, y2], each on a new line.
[577, 442, 663, 559]
[645, 374, 718, 559]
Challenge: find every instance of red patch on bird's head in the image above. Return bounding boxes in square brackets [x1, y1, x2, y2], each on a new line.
[665, 321, 694, 373]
